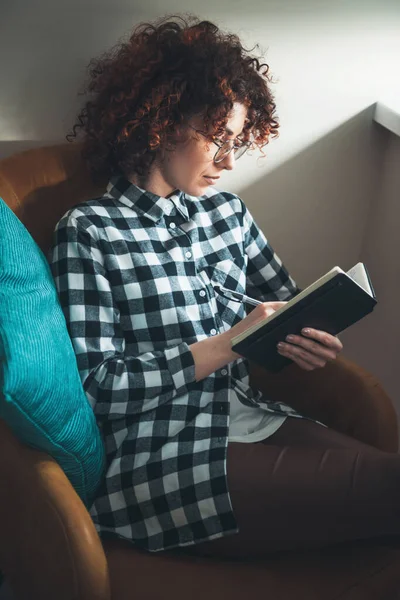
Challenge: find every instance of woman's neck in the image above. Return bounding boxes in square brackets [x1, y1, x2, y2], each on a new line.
[129, 164, 176, 199]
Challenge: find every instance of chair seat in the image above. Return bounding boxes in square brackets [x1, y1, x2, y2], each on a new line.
[105, 538, 400, 600]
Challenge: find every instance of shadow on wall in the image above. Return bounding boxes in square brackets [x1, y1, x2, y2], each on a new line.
[0, 140, 64, 161]
[239, 103, 388, 287]
[339, 129, 400, 414]
[239, 103, 397, 414]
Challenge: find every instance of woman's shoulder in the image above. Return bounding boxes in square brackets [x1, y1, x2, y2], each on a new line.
[54, 194, 123, 233]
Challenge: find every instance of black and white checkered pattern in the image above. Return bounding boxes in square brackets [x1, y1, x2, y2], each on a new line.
[49, 174, 304, 552]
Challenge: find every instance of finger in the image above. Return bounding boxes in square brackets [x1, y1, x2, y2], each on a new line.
[277, 345, 317, 371]
[269, 301, 287, 311]
[277, 342, 327, 369]
[260, 301, 287, 315]
[301, 328, 343, 353]
[293, 356, 318, 371]
[284, 334, 338, 362]
[255, 301, 286, 320]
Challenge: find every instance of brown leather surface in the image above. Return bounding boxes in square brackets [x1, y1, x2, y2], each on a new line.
[0, 419, 110, 600]
[0, 143, 399, 599]
[249, 356, 399, 453]
[0, 142, 105, 253]
[104, 537, 400, 600]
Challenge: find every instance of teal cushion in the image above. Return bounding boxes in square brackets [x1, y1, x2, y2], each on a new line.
[0, 197, 105, 507]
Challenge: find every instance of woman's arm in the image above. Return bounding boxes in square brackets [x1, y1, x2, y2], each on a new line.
[241, 202, 343, 370]
[50, 215, 199, 419]
[190, 301, 286, 380]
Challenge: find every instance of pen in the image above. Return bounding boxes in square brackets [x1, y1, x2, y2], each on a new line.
[214, 285, 262, 307]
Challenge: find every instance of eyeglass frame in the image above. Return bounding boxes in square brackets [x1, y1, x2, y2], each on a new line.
[188, 125, 249, 164]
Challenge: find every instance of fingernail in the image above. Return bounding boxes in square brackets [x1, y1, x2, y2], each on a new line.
[286, 335, 295, 342]
[302, 328, 311, 335]
[277, 342, 285, 350]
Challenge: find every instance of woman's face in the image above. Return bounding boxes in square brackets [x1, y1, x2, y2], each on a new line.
[142, 102, 248, 198]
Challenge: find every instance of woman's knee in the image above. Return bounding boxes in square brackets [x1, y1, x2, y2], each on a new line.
[351, 452, 400, 517]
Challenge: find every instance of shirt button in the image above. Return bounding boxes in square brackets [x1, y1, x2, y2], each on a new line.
[220, 369, 228, 376]
[199, 290, 206, 297]
[185, 251, 192, 259]
[169, 222, 176, 229]
[210, 328, 217, 335]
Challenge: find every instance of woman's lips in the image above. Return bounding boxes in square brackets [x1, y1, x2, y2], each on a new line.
[204, 176, 220, 184]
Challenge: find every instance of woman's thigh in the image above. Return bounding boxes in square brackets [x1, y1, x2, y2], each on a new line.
[186, 418, 400, 559]
[260, 416, 382, 451]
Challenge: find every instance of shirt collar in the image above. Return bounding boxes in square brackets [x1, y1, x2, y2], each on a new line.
[106, 174, 190, 223]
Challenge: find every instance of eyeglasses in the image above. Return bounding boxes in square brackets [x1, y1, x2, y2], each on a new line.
[188, 125, 249, 164]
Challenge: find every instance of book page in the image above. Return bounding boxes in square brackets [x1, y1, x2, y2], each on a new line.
[346, 263, 373, 296]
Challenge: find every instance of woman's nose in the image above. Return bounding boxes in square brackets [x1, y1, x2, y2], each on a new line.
[221, 149, 236, 171]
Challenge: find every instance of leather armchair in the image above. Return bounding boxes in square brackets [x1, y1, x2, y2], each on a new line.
[0, 143, 399, 600]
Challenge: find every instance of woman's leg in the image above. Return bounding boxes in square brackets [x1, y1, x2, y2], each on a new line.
[259, 417, 382, 451]
[185, 418, 400, 559]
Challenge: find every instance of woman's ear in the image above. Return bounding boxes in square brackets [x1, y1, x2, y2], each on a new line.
[157, 137, 177, 162]
[173, 123, 186, 139]
[167, 124, 189, 148]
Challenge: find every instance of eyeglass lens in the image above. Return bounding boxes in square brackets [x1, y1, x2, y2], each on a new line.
[215, 142, 247, 162]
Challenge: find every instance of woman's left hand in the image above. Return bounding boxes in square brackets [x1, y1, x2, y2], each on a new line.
[277, 328, 343, 371]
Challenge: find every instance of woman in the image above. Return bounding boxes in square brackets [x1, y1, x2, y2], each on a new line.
[49, 16, 400, 559]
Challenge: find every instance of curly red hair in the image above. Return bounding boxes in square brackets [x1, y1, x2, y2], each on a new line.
[69, 15, 280, 181]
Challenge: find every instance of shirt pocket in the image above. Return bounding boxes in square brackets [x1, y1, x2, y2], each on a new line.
[208, 257, 247, 292]
[200, 256, 248, 327]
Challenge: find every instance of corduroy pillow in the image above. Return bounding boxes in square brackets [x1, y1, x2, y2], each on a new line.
[0, 197, 104, 506]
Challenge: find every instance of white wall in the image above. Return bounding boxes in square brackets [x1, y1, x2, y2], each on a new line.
[1, 1, 399, 151]
[0, 0, 399, 403]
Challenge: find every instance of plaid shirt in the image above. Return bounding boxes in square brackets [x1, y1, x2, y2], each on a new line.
[49, 175, 304, 552]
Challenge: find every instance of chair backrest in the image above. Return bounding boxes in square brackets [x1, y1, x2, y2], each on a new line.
[0, 144, 111, 598]
[0, 143, 104, 253]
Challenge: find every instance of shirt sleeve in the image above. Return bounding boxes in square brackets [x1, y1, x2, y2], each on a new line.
[49, 215, 196, 420]
[242, 202, 301, 301]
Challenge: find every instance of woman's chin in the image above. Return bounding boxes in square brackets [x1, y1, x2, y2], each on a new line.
[183, 183, 210, 197]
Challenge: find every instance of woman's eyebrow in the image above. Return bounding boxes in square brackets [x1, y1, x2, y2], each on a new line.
[224, 126, 243, 138]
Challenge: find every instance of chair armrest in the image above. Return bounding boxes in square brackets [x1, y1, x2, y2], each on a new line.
[249, 355, 398, 453]
[0, 419, 111, 600]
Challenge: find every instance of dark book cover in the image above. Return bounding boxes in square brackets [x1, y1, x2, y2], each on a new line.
[231, 272, 377, 372]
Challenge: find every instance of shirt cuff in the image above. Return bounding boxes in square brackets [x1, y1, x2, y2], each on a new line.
[165, 343, 196, 395]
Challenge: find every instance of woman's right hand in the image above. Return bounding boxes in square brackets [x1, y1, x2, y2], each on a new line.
[225, 301, 287, 360]
[190, 301, 287, 382]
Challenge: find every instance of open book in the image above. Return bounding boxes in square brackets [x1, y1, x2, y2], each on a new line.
[231, 262, 377, 372]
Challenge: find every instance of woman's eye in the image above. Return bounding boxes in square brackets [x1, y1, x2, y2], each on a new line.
[217, 137, 233, 145]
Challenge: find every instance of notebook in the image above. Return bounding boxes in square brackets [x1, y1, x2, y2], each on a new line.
[231, 262, 377, 372]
